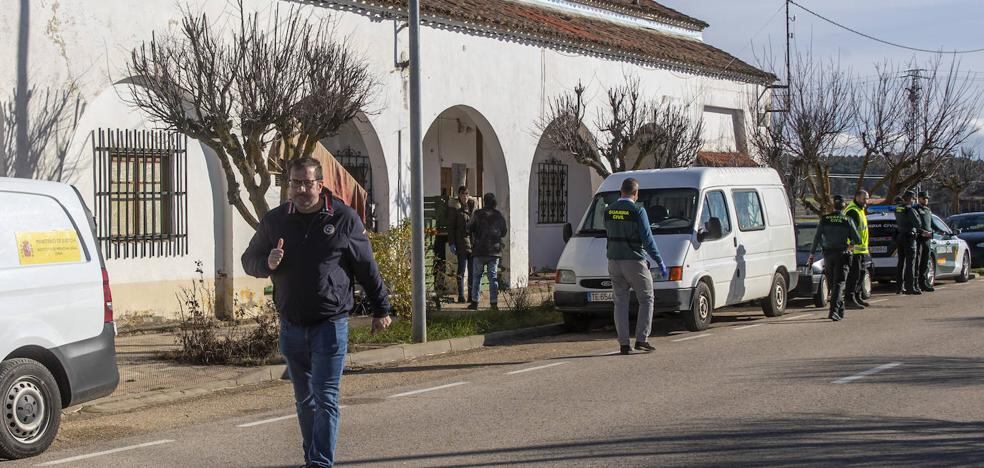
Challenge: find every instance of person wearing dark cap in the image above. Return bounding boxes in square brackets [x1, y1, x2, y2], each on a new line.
[467, 192, 508, 311]
[914, 191, 936, 292]
[895, 190, 922, 295]
[809, 195, 862, 321]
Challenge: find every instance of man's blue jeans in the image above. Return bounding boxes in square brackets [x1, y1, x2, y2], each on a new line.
[456, 253, 473, 300]
[470, 256, 500, 304]
[280, 317, 348, 467]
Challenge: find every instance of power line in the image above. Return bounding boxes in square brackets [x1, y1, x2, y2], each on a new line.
[789, 0, 984, 55]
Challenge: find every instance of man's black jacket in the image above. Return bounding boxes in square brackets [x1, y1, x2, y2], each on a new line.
[468, 207, 507, 257]
[242, 191, 391, 325]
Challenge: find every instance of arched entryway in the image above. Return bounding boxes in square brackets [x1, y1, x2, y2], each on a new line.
[321, 112, 390, 230]
[422, 105, 511, 286]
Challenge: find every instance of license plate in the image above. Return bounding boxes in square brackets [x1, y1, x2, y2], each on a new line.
[588, 292, 613, 302]
[871, 246, 888, 254]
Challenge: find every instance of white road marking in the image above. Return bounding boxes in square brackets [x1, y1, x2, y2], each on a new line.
[734, 323, 764, 330]
[869, 299, 889, 304]
[387, 382, 468, 398]
[506, 362, 569, 375]
[237, 406, 350, 428]
[671, 333, 712, 342]
[783, 313, 815, 321]
[934, 286, 948, 290]
[36, 439, 175, 466]
[833, 362, 903, 384]
[596, 350, 622, 356]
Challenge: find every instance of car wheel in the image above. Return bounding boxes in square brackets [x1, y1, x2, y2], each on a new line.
[813, 276, 829, 308]
[927, 256, 937, 286]
[683, 282, 713, 331]
[562, 312, 592, 332]
[0, 358, 62, 460]
[956, 252, 971, 283]
[862, 273, 872, 299]
[762, 273, 787, 317]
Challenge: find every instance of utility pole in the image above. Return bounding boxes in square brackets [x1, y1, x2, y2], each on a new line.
[904, 68, 925, 193]
[408, 0, 427, 343]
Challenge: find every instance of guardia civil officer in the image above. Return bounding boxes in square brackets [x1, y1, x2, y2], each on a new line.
[604, 178, 668, 355]
[914, 191, 936, 292]
[809, 195, 862, 321]
[843, 190, 870, 309]
[895, 191, 922, 295]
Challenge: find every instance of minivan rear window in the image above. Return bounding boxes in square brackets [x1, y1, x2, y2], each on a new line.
[578, 188, 699, 236]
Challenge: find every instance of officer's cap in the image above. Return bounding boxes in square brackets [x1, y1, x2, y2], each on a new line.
[917, 191, 930, 199]
[902, 190, 916, 199]
[832, 195, 844, 203]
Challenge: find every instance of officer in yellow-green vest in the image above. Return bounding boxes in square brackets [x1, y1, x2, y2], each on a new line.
[843, 190, 870, 309]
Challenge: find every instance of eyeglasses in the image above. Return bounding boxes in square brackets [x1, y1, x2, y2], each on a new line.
[289, 179, 322, 189]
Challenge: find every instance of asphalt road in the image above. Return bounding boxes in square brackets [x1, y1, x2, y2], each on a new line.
[9, 279, 984, 467]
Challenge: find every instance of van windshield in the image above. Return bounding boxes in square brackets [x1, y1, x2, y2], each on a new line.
[578, 188, 699, 236]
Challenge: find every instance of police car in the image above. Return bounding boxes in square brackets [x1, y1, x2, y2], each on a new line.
[866, 206, 973, 285]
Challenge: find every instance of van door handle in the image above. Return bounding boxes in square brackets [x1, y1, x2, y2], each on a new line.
[733, 237, 738, 247]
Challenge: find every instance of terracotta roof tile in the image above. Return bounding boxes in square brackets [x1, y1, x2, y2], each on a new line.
[332, 0, 775, 82]
[574, 1, 709, 30]
[696, 152, 760, 167]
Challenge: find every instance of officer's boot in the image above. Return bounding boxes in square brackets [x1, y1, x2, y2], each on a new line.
[845, 294, 864, 310]
[855, 292, 870, 307]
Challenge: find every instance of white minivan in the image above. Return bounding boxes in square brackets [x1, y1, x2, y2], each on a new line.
[554, 167, 798, 332]
[0, 177, 119, 459]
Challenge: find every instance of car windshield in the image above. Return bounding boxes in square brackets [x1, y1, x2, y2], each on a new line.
[949, 214, 984, 232]
[579, 188, 699, 235]
[795, 224, 817, 251]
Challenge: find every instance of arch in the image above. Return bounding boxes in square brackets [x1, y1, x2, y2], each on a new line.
[321, 111, 390, 230]
[528, 119, 602, 272]
[422, 105, 511, 283]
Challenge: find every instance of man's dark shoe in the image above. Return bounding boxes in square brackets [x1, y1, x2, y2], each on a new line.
[620, 345, 631, 355]
[856, 294, 871, 307]
[922, 285, 936, 292]
[634, 342, 656, 352]
[467, 302, 479, 310]
[457, 297, 467, 303]
[830, 312, 842, 321]
[489, 303, 499, 311]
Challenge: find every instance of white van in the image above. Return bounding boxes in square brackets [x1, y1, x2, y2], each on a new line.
[554, 167, 798, 332]
[0, 177, 119, 459]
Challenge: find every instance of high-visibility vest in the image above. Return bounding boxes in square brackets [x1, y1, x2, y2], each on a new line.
[843, 202, 869, 254]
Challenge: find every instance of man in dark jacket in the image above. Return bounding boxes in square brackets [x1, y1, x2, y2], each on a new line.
[895, 191, 922, 295]
[467, 192, 507, 310]
[447, 186, 476, 303]
[242, 158, 391, 467]
[810, 195, 862, 321]
[914, 191, 936, 292]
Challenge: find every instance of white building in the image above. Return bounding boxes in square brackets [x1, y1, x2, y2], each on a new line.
[1, 0, 773, 318]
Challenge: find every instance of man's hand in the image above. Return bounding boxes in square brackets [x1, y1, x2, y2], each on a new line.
[808, 255, 815, 265]
[658, 263, 668, 279]
[268, 238, 285, 271]
[450, 243, 457, 255]
[371, 315, 392, 335]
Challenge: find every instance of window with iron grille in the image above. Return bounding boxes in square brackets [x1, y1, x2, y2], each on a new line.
[334, 147, 373, 202]
[92, 128, 188, 259]
[537, 158, 568, 224]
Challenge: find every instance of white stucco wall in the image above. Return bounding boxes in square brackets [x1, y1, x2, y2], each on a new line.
[1, 0, 765, 317]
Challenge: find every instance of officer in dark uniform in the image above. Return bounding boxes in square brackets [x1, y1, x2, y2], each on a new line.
[895, 191, 921, 295]
[605, 177, 667, 355]
[809, 195, 862, 321]
[914, 191, 936, 292]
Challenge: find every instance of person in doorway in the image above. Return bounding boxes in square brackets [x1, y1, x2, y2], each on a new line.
[895, 191, 922, 295]
[468, 192, 507, 311]
[915, 191, 936, 292]
[809, 195, 862, 321]
[604, 178, 667, 354]
[242, 157, 392, 468]
[448, 186, 476, 303]
[843, 190, 870, 309]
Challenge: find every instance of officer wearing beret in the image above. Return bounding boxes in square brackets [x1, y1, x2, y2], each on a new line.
[915, 191, 936, 292]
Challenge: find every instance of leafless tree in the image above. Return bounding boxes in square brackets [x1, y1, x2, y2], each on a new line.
[537, 78, 703, 178]
[125, 3, 377, 229]
[935, 148, 984, 214]
[852, 63, 908, 196]
[0, 84, 85, 181]
[864, 57, 983, 201]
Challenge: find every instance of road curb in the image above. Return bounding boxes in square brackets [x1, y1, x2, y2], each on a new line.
[76, 323, 564, 415]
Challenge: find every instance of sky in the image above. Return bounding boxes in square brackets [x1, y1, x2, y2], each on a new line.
[660, 0, 984, 149]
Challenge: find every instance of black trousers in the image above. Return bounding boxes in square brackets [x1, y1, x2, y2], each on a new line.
[916, 238, 933, 288]
[896, 235, 918, 292]
[824, 250, 852, 318]
[845, 253, 866, 298]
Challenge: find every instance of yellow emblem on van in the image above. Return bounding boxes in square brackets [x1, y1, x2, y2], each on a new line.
[15, 230, 81, 265]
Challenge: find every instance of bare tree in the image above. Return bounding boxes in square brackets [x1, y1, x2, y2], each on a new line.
[538, 78, 703, 178]
[865, 57, 982, 200]
[125, 4, 377, 229]
[935, 148, 984, 214]
[852, 63, 908, 196]
[0, 84, 85, 181]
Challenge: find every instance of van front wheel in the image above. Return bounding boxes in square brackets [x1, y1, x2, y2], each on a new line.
[762, 273, 787, 317]
[0, 358, 61, 460]
[683, 283, 713, 332]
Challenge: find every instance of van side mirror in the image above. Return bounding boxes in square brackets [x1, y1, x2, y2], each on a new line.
[698, 217, 723, 242]
[562, 223, 573, 243]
